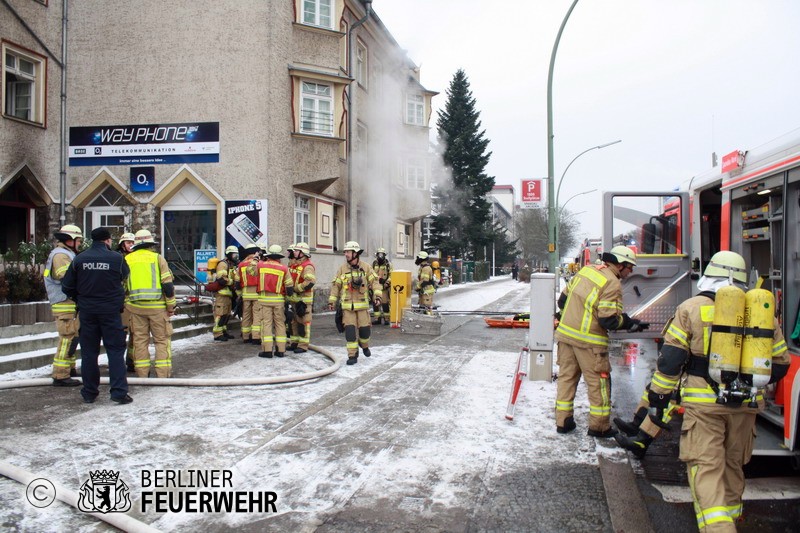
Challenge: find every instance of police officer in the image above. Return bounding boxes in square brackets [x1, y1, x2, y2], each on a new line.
[372, 247, 392, 325]
[44, 224, 83, 386]
[212, 245, 239, 341]
[615, 251, 789, 531]
[554, 245, 647, 437]
[61, 227, 132, 404]
[328, 241, 382, 365]
[415, 251, 435, 313]
[289, 242, 316, 353]
[125, 229, 176, 378]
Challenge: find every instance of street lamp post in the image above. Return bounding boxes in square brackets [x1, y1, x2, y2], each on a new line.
[547, 0, 580, 274]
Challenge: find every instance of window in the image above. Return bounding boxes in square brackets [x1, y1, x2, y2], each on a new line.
[301, 81, 333, 136]
[406, 158, 426, 190]
[356, 122, 367, 152]
[406, 93, 424, 126]
[303, 0, 333, 29]
[356, 41, 367, 87]
[295, 195, 310, 244]
[371, 59, 383, 102]
[3, 45, 46, 124]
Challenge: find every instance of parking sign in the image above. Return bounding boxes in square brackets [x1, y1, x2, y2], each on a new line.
[521, 179, 544, 209]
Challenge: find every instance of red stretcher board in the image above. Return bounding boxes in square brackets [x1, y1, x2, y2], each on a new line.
[484, 314, 530, 328]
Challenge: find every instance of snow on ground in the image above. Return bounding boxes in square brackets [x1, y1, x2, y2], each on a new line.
[0, 278, 616, 531]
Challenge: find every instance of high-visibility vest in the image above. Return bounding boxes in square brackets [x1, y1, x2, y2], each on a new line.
[257, 260, 288, 303]
[239, 258, 259, 287]
[126, 249, 165, 308]
[44, 245, 75, 308]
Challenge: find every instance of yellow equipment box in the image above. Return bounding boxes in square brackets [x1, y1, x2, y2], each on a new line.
[389, 270, 412, 324]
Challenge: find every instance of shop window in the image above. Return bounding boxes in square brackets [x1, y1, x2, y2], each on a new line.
[3, 44, 46, 125]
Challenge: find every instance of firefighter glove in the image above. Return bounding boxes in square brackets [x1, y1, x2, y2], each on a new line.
[647, 389, 671, 429]
[627, 319, 650, 333]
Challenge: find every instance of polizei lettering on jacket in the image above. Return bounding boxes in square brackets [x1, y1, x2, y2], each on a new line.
[139, 469, 277, 514]
[81, 263, 111, 270]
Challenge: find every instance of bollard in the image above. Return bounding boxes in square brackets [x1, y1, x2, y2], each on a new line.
[528, 273, 555, 381]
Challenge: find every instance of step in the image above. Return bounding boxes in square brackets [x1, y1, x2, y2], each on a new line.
[0, 320, 228, 375]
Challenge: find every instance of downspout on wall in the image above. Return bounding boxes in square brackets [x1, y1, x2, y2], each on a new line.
[345, 0, 372, 239]
[60, 0, 68, 225]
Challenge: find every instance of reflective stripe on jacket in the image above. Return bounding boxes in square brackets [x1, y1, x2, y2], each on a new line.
[554, 264, 622, 348]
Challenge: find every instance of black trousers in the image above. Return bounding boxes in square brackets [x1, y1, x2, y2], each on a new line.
[79, 311, 128, 400]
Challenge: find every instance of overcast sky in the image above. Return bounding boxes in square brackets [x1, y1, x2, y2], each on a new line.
[374, 0, 800, 243]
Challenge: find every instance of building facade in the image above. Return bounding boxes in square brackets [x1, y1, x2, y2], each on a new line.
[1, 0, 436, 286]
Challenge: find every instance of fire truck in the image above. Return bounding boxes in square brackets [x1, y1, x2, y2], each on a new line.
[603, 130, 800, 459]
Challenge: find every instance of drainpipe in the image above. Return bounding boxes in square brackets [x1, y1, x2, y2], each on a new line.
[345, 0, 372, 239]
[60, 0, 68, 226]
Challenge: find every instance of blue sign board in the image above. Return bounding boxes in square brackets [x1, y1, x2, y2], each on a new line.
[130, 166, 155, 193]
[194, 249, 218, 284]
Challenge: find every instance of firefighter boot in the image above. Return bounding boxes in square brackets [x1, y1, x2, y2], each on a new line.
[258, 351, 273, 359]
[275, 351, 285, 358]
[614, 430, 653, 459]
[614, 407, 648, 437]
[556, 416, 577, 434]
[346, 357, 358, 366]
[588, 427, 618, 439]
[288, 343, 298, 353]
[362, 347, 371, 357]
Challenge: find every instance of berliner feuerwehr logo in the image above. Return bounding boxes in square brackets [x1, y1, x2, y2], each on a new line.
[77, 470, 131, 514]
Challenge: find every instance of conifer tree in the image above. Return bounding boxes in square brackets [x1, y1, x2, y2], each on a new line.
[429, 69, 496, 260]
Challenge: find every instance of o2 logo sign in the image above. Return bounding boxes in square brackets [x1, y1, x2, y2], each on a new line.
[130, 167, 155, 193]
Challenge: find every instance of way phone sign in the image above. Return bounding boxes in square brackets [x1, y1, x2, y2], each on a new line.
[521, 178, 543, 209]
[130, 166, 155, 192]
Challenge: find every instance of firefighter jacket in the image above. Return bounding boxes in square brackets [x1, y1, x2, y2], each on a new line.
[44, 243, 76, 313]
[61, 240, 129, 314]
[372, 260, 392, 292]
[554, 263, 624, 349]
[215, 258, 238, 297]
[124, 248, 176, 311]
[650, 294, 789, 413]
[257, 259, 293, 304]
[416, 262, 435, 295]
[292, 258, 316, 305]
[329, 260, 382, 311]
[238, 255, 259, 300]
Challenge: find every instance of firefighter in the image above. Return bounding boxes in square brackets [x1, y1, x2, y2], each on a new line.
[615, 251, 789, 532]
[285, 244, 298, 347]
[237, 243, 260, 343]
[116, 232, 136, 372]
[124, 229, 176, 378]
[554, 245, 648, 437]
[415, 251, 435, 313]
[61, 227, 132, 404]
[212, 245, 239, 341]
[256, 245, 294, 359]
[372, 247, 392, 325]
[289, 242, 316, 353]
[327, 241, 382, 365]
[44, 224, 84, 386]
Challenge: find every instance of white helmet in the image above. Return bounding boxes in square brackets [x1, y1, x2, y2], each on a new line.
[416, 251, 429, 260]
[225, 245, 239, 255]
[54, 224, 83, 242]
[343, 241, 362, 253]
[132, 229, 158, 249]
[295, 242, 311, 256]
[267, 244, 284, 258]
[607, 245, 637, 266]
[704, 251, 747, 284]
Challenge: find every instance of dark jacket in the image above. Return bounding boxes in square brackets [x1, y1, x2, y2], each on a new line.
[62, 241, 129, 314]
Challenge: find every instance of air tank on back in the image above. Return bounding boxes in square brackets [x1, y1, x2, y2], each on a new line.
[708, 285, 746, 387]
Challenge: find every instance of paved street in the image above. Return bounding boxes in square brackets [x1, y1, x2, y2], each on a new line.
[0, 278, 798, 532]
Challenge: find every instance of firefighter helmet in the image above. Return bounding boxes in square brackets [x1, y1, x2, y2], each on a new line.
[243, 243, 260, 253]
[286, 243, 296, 252]
[225, 245, 239, 255]
[295, 242, 311, 256]
[132, 229, 158, 249]
[704, 251, 747, 284]
[343, 241, 362, 253]
[54, 224, 83, 242]
[267, 244, 284, 258]
[376, 247, 386, 256]
[606, 245, 637, 266]
[119, 232, 135, 243]
[416, 251, 429, 260]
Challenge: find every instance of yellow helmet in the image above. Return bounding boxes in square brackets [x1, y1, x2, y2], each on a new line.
[119, 232, 135, 243]
[607, 245, 637, 266]
[54, 224, 83, 241]
[267, 244, 284, 258]
[132, 229, 158, 249]
[704, 251, 747, 284]
[225, 245, 239, 255]
[295, 242, 311, 256]
[343, 241, 362, 253]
